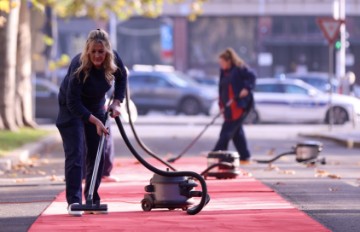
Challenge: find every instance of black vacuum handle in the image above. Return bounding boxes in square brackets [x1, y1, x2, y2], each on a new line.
[114, 116, 209, 215]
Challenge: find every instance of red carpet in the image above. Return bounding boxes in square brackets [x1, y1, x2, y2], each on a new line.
[29, 157, 329, 232]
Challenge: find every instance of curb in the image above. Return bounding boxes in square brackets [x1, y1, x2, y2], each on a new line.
[298, 133, 360, 149]
[0, 133, 61, 172]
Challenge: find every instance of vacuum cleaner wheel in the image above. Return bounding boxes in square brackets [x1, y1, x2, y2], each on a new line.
[141, 196, 154, 212]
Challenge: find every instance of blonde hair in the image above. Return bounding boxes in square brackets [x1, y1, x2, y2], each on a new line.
[75, 29, 117, 83]
[219, 48, 247, 68]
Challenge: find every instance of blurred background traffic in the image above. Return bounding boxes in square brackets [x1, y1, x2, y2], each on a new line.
[31, 0, 360, 125]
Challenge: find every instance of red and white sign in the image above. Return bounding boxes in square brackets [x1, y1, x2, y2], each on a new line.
[317, 18, 344, 45]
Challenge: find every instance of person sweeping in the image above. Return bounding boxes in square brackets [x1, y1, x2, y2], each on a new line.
[213, 48, 256, 165]
[56, 29, 127, 216]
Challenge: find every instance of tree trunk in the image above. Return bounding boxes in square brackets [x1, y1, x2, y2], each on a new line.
[16, 0, 36, 128]
[0, 0, 20, 131]
[0, 11, 5, 130]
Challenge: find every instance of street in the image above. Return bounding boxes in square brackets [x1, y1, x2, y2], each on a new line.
[0, 116, 359, 232]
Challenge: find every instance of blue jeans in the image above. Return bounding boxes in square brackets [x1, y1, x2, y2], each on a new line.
[213, 118, 251, 161]
[57, 116, 105, 205]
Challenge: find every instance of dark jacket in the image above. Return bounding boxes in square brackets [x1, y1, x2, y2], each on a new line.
[56, 51, 127, 126]
[219, 65, 256, 121]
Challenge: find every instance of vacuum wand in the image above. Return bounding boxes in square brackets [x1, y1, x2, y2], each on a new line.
[71, 112, 109, 212]
[168, 96, 252, 163]
[86, 113, 109, 204]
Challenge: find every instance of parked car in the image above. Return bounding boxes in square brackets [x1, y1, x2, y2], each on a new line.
[192, 76, 218, 87]
[34, 78, 59, 120]
[283, 72, 339, 93]
[128, 69, 217, 115]
[210, 78, 360, 124]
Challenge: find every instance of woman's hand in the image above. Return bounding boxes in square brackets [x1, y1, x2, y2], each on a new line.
[239, 88, 249, 99]
[109, 99, 121, 118]
[89, 115, 109, 136]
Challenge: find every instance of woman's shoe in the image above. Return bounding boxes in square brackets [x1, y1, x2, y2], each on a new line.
[67, 203, 83, 216]
[102, 175, 119, 183]
[240, 160, 252, 165]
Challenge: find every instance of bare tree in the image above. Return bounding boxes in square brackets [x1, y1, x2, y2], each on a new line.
[0, 0, 20, 131]
[16, 0, 36, 128]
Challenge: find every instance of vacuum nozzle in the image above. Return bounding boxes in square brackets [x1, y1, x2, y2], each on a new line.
[71, 203, 108, 212]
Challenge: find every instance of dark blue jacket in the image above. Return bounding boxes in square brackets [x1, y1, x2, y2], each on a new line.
[56, 51, 127, 126]
[219, 65, 256, 121]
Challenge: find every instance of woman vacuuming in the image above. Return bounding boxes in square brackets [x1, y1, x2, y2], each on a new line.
[56, 29, 127, 216]
[213, 48, 256, 165]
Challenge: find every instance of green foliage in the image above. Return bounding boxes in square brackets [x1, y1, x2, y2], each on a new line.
[1, 0, 206, 24]
[35, 0, 206, 20]
[0, 128, 50, 156]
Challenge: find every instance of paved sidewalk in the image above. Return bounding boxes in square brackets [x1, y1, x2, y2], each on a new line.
[299, 124, 360, 148]
[0, 126, 60, 172]
[1, 118, 359, 173]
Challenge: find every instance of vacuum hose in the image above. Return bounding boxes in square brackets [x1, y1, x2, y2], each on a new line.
[200, 162, 235, 176]
[254, 151, 295, 164]
[124, 87, 176, 171]
[114, 116, 210, 215]
[168, 96, 254, 163]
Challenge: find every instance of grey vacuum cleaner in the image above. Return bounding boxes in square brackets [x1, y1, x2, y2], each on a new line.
[202, 151, 240, 179]
[255, 140, 325, 164]
[142, 174, 202, 212]
[114, 115, 210, 215]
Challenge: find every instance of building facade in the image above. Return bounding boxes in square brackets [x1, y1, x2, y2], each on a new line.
[56, 0, 360, 82]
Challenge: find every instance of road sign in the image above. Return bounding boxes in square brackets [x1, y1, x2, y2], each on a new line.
[317, 18, 344, 45]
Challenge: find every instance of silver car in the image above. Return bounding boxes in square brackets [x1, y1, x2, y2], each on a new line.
[128, 70, 217, 115]
[34, 78, 59, 120]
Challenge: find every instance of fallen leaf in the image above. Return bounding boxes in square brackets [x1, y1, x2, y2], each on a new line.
[41, 159, 49, 164]
[37, 170, 46, 175]
[8, 173, 18, 178]
[265, 164, 279, 171]
[329, 161, 341, 165]
[279, 170, 296, 175]
[50, 175, 62, 182]
[329, 187, 338, 192]
[15, 179, 25, 183]
[306, 163, 316, 168]
[30, 155, 40, 161]
[315, 169, 329, 178]
[328, 174, 341, 179]
[275, 182, 285, 186]
[315, 169, 328, 174]
[240, 171, 253, 177]
[267, 148, 276, 156]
